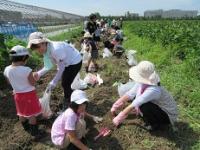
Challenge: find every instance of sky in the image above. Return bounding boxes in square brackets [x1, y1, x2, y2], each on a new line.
[10, 0, 200, 16]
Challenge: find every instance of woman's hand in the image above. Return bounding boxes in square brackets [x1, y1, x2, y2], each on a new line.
[134, 107, 143, 116]
[33, 72, 40, 81]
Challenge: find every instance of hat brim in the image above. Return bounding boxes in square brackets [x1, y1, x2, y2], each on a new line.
[73, 98, 89, 104]
[27, 38, 50, 49]
[129, 66, 158, 85]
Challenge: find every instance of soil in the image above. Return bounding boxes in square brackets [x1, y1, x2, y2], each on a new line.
[0, 38, 199, 150]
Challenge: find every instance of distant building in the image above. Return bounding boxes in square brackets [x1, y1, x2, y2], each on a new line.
[129, 13, 139, 17]
[125, 11, 139, 19]
[162, 9, 198, 18]
[144, 9, 198, 18]
[144, 9, 163, 18]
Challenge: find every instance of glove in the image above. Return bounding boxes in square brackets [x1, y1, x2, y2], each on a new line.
[93, 116, 103, 123]
[46, 82, 56, 93]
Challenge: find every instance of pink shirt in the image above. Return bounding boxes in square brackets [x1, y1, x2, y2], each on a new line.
[51, 108, 78, 146]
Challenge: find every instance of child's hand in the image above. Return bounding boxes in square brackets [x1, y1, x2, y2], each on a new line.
[93, 116, 103, 123]
[33, 72, 40, 81]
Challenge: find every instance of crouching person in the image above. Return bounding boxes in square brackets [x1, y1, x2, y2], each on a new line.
[51, 90, 102, 150]
[111, 61, 178, 131]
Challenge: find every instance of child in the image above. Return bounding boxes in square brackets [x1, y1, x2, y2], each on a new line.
[112, 37, 125, 58]
[3, 45, 45, 139]
[51, 90, 102, 149]
[83, 32, 98, 72]
[103, 40, 113, 58]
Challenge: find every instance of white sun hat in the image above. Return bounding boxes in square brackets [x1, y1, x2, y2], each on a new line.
[10, 45, 30, 56]
[27, 32, 50, 48]
[129, 61, 160, 85]
[84, 32, 92, 38]
[71, 90, 89, 104]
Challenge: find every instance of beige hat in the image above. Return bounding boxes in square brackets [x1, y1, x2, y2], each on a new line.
[71, 90, 89, 104]
[129, 61, 160, 85]
[27, 32, 50, 48]
[84, 32, 92, 38]
[10, 45, 30, 56]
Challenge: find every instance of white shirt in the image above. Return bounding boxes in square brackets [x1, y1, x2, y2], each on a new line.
[37, 41, 82, 86]
[50, 41, 81, 67]
[4, 65, 35, 93]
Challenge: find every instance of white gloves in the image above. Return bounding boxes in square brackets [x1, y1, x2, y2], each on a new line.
[46, 82, 56, 92]
[92, 116, 103, 123]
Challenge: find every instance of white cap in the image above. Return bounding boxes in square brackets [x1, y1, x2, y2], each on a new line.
[10, 45, 30, 56]
[27, 32, 50, 48]
[71, 90, 89, 104]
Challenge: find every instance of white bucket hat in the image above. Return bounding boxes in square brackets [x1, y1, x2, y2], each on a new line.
[71, 90, 89, 104]
[27, 32, 50, 48]
[129, 61, 160, 85]
[10, 45, 30, 56]
[84, 32, 92, 38]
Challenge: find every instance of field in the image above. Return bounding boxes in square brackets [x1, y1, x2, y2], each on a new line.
[0, 21, 200, 150]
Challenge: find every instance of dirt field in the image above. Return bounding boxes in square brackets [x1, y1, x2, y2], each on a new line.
[0, 41, 199, 150]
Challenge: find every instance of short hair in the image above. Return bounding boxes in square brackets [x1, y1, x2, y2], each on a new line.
[104, 40, 111, 48]
[81, 31, 85, 35]
[9, 52, 29, 62]
[30, 43, 40, 50]
[90, 14, 96, 20]
[69, 101, 88, 113]
[30, 42, 47, 50]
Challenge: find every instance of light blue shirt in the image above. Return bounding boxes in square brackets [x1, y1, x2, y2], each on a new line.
[125, 83, 161, 107]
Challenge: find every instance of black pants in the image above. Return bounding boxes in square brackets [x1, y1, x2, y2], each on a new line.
[140, 102, 170, 128]
[61, 61, 82, 108]
[66, 138, 87, 150]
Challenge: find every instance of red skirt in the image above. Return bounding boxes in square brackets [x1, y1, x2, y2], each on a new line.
[14, 90, 42, 117]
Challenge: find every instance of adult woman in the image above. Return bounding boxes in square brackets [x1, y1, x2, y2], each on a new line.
[51, 90, 102, 150]
[111, 61, 178, 131]
[27, 32, 82, 109]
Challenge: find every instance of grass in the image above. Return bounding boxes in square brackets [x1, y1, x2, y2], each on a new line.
[49, 26, 83, 42]
[123, 21, 200, 149]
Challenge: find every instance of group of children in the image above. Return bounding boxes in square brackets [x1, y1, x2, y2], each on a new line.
[3, 16, 178, 149]
[81, 14, 125, 73]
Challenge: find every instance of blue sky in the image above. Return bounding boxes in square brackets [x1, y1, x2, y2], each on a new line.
[10, 0, 200, 16]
